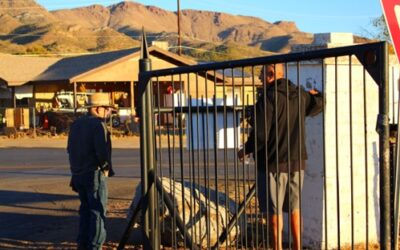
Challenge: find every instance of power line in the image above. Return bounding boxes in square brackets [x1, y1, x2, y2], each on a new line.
[0, 31, 255, 54]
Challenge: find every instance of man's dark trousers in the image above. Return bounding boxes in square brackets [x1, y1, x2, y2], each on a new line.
[73, 170, 108, 250]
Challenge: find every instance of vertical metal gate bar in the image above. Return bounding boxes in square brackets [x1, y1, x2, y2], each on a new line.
[212, 93, 219, 247]
[222, 69, 229, 249]
[285, 62, 292, 250]
[273, 63, 280, 248]
[261, 64, 269, 250]
[139, 53, 149, 243]
[192, 73, 198, 246]
[171, 74, 177, 249]
[200, 96, 208, 249]
[363, 66, 369, 250]
[349, 55, 355, 249]
[242, 67, 249, 247]
[177, 73, 187, 249]
[166, 85, 173, 249]
[231, 68, 240, 249]
[139, 42, 159, 249]
[246, 92, 253, 249]
[271, 63, 279, 249]
[148, 80, 158, 250]
[334, 56, 341, 249]
[188, 93, 195, 250]
[322, 59, 328, 250]
[296, 61, 303, 250]
[187, 73, 195, 250]
[259, 66, 265, 250]
[213, 70, 220, 250]
[195, 72, 202, 247]
[252, 65, 259, 249]
[378, 42, 390, 250]
[204, 70, 211, 250]
[155, 77, 164, 237]
[247, 78, 253, 249]
[166, 80, 173, 249]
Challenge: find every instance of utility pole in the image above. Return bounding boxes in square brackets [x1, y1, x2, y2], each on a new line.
[177, 0, 182, 55]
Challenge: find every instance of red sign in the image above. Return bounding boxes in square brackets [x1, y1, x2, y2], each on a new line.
[381, 0, 400, 61]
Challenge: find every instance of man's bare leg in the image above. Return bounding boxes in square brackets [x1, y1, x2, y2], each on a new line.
[271, 214, 283, 250]
[291, 209, 301, 250]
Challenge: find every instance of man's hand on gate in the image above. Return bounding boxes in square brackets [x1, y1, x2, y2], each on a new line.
[309, 89, 319, 95]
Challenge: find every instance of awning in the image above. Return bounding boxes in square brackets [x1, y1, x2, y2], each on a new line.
[15, 85, 33, 99]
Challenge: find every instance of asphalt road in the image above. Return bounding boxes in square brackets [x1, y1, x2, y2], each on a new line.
[0, 147, 141, 249]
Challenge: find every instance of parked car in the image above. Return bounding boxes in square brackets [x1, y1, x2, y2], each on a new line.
[45, 91, 125, 131]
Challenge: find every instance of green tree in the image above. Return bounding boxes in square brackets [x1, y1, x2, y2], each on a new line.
[371, 15, 396, 54]
[372, 15, 391, 42]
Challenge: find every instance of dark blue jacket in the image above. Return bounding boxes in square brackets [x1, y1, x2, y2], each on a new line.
[67, 114, 113, 176]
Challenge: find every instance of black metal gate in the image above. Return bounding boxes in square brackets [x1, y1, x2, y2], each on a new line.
[119, 35, 398, 250]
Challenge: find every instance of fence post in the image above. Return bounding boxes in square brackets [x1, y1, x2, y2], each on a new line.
[378, 42, 390, 250]
[139, 29, 159, 249]
[32, 107, 36, 138]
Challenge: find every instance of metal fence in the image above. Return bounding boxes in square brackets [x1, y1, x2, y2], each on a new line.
[119, 39, 398, 250]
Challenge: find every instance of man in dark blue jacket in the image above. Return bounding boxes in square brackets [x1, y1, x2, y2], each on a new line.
[238, 64, 323, 250]
[68, 92, 115, 250]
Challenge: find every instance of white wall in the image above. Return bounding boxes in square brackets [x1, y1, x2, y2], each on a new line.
[185, 97, 241, 149]
[284, 58, 400, 248]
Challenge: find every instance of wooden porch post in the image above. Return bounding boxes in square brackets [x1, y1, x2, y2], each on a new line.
[130, 81, 135, 116]
[11, 86, 16, 108]
[32, 84, 36, 137]
[111, 82, 115, 106]
[73, 82, 77, 115]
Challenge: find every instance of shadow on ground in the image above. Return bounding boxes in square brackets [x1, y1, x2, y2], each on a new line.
[0, 190, 139, 249]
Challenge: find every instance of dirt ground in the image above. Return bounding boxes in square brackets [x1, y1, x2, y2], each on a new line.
[0, 136, 142, 249]
[0, 136, 385, 250]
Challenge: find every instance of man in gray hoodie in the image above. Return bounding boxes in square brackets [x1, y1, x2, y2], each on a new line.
[238, 64, 323, 250]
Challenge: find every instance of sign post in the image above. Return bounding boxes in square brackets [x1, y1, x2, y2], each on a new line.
[381, 0, 400, 61]
[381, 1, 400, 249]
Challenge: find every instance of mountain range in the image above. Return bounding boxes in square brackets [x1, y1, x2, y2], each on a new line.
[0, 0, 369, 60]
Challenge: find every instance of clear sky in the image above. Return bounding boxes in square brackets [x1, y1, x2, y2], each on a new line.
[36, 0, 383, 36]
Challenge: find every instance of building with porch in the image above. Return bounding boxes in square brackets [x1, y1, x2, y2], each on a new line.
[0, 46, 226, 128]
